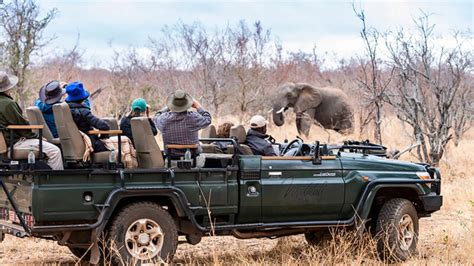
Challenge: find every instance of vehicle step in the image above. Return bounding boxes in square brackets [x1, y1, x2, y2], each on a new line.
[0, 220, 28, 238]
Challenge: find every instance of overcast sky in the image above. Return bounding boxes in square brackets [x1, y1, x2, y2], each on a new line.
[39, 0, 473, 67]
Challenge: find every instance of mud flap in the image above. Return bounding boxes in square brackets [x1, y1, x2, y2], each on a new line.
[89, 240, 100, 265]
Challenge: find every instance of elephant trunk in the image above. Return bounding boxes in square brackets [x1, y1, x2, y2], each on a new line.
[272, 107, 285, 126]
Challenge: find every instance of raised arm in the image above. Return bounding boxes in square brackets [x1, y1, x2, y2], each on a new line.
[189, 100, 211, 130]
[153, 107, 170, 131]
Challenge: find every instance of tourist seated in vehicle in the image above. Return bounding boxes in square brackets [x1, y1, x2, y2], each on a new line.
[34, 80, 67, 138]
[245, 115, 277, 156]
[0, 72, 64, 170]
[154, 90, 211, 165]
[65, 81, 110, 152]
[120, 98, 157, 145]
[213, 121, 234, 152]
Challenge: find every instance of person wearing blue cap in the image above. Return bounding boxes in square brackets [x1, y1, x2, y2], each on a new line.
[65, 81, 110, 152]
[119, 98, 157, 145]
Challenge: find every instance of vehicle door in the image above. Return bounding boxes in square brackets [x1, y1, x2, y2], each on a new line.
[260, 156, 344, 222]
[235, 156, 262, 224]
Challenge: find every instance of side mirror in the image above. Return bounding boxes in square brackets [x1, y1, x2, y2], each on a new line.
[312, 141, 321, 165]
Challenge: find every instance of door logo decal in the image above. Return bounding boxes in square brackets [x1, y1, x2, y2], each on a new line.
[283, 182, 328, 203]
[313, 172, 336, 177]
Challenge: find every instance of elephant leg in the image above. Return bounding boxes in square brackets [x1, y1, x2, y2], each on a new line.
[296, 110, 315, 137]
[334, 114, 354, 135]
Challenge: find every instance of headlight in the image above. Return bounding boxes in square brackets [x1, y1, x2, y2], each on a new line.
[416, 172, 431, 180]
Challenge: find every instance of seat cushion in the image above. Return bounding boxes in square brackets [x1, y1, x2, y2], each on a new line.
[92, 151, 111, 163]
[201, 144, 223, 154]
[8, 149, 40, 160]
[225, 144, 253, 155]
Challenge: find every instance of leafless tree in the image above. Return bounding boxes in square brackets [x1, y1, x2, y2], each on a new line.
[385, 13, 472, 165]
[229, 21, 273, 122]
[108, 46, 160, 118]
[176, 22, 231, 116]
[353, 4, 393, 144]
[0, 0, 57, 107]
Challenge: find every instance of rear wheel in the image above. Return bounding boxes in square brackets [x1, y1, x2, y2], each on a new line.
[375, 198, 418, 262]
[108, 202, 178, 265]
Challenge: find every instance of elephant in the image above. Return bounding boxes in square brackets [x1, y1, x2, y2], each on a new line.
[272, 82, 353, 136]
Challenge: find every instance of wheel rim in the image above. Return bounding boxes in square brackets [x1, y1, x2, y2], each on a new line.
[125, 218, 164, 260]
[398, 214, 415, 251]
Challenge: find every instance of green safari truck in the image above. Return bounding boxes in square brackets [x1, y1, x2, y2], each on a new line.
[0, 134, 442, 264]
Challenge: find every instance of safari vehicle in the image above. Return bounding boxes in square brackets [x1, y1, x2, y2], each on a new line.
[0, 105, 442, 264]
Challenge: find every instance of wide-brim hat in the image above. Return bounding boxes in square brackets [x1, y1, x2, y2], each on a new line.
[39, 80, 66, 104]
[166, 90, 193, 112]
[0, 72, 19, 92]
[65, 81, 90, 102]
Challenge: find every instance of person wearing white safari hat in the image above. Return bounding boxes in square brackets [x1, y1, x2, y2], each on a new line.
[246, 115, 277, 156]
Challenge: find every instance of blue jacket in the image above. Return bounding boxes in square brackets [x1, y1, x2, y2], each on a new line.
[35, 99, 59, 138]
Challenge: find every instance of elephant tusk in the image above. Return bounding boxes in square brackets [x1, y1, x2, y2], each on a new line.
[275, 107, 286, 114]
[267, 108, 273, 113]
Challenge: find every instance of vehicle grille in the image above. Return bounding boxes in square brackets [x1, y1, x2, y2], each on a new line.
[241, 171, 260, 180]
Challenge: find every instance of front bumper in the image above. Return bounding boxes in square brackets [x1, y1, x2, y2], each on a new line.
[419, 193, 443, 213]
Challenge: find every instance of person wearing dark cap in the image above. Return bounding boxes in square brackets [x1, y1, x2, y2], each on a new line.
[35, 80, 67, 138]
[154, 90, 211, 163]
[65, 81, 110, 152]
[0, 72, 63, 170]
[120, 98, 157, 145]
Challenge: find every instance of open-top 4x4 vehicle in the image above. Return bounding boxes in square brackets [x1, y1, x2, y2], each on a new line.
[0, 116, 442, 264]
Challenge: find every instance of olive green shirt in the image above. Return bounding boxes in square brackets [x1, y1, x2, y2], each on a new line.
[0, 93, 37, 147]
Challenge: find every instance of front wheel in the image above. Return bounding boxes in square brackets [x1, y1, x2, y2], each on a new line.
[108, 202, 178, 265]
[375, 198, 419, 262]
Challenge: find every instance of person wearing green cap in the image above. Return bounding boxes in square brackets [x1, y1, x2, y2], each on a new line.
[120, 98, 157, 145]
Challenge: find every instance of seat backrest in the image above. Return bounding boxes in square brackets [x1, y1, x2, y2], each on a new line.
[103, 117, 119, 130]
[26, 106, 55, 142]
[200, 125, 217, 144]
[53, 102, 85, 161]
[227, 125, 253, 155]
[131, 117, 164, 168]
[229, 125, 247, 144]
[0, 132, 7, 156]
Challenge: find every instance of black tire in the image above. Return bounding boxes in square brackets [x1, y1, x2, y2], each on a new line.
[375, 198, 419, 262]
[108, 202, 178, 265]
[304, 229, 332, 246]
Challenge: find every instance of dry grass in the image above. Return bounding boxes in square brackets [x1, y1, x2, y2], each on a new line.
[0, 119, 472, 265]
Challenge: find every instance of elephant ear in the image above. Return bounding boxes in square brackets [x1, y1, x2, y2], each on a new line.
[294, 83, 322, 113]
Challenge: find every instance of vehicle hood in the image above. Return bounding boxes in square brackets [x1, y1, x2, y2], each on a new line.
[339, 153, 426, 172]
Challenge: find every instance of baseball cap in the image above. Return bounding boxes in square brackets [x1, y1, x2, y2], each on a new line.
[249, 115, 269, 129]
[131, 98, 147, 112]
